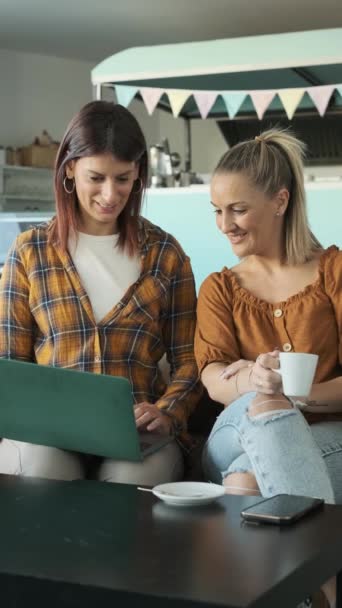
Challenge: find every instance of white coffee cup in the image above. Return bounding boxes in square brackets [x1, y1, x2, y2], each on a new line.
[273, 352, 319, 397]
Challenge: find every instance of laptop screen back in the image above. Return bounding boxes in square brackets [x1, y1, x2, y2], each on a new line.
[0, 358, 142, 461]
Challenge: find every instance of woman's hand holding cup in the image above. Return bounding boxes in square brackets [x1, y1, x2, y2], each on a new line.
[248, 349, 282, 394]
[219, 350, 282, 395]
[219, 349, 318, 398]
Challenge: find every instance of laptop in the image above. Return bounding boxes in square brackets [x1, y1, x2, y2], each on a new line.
[0, 358, 172, 461]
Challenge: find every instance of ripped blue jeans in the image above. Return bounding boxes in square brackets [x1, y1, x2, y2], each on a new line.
[202, 392, 341, 504]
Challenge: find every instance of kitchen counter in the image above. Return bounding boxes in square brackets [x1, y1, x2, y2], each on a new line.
[0, 182, 341, 289]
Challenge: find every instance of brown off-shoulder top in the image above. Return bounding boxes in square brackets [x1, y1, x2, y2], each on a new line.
[195, 246, 342, 424]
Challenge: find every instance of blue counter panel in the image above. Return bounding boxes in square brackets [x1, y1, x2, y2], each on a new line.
[307, 189, 342, 249]
[142, 187, 342, 291]
[143, 190, 235, 290]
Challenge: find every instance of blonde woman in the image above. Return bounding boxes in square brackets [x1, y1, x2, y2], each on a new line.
[195, 130, 342, 606]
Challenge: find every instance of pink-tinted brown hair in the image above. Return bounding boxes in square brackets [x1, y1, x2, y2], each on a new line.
[49, 101, 148, 255]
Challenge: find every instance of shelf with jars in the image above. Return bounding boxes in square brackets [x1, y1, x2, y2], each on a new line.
[0, 164, 55, 213]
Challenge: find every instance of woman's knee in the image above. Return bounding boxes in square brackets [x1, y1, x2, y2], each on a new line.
[203, 393, 292, 481]
[1, 441, 84, 480]
[98, 441, 184, 486]
[0, 439, 23, 475]
[223, 471, 261, 496]
[248, 394, 293, 418]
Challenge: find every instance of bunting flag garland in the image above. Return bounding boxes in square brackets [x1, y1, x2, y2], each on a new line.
[167, 90, 193, 117]
[306, 85, 334, 117]
[250, 91, 276, 120]
[193, 92, 218, 118]
[139, 88, 164, 115]
[278, 88, 305, 120]
[220, 91, 246, 118]
[114, 84, 138, 108]
[114, 83, 342, 120]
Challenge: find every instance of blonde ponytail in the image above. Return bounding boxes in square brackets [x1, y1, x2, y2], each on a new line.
[215, 129, 322, 264]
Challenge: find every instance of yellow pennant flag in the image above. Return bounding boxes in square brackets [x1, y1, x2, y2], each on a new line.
[167, 90, 192, 117]
[278, 88, 305, 120]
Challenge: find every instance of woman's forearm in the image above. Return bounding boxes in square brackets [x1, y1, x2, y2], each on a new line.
[201, 362, 252, 407]
[304, 376, 342, 412]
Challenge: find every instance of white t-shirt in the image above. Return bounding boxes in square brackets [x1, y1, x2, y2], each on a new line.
[68, 232, 140, 323]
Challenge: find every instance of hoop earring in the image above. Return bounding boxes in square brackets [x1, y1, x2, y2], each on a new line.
[63, 176, 75, 194]
[131, 177, 143, 194]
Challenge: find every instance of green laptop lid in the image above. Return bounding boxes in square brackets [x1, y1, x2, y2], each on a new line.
[0, 358, 142, 461]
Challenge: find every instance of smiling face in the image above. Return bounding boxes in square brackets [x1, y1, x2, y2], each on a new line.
[210, 171, 289, 259]
[66, 153, 139, 236]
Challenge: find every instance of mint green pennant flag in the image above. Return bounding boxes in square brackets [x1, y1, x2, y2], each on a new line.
[114, 85, 138, 107]
[220, 92, 247, 118]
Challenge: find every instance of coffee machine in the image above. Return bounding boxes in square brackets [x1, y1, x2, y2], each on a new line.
[149, 139, 181, 187]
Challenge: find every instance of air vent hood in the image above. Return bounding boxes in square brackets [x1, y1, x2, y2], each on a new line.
[217, 114, 342, 166]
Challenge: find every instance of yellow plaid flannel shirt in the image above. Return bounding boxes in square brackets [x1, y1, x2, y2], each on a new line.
[0, 217, 202, 436]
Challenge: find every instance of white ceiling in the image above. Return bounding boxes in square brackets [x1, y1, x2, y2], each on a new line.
[1, 0, 342, 64]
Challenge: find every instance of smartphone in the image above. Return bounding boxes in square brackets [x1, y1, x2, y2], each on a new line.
[241, 494, 324, 525]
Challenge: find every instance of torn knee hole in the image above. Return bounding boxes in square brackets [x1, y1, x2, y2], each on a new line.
[223, 472, 260, 495]
[248, 395, 293, 418]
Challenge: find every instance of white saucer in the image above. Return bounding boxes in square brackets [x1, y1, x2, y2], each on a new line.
[152, 482, 225, 507]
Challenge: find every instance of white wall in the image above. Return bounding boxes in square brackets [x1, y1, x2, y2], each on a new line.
[0, 49, 94, 147]
[0, 48, 227, 174]
[191, 118, 227, 174]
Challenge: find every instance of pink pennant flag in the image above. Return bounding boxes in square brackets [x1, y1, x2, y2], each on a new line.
[193, 92, 218, 118]
[140, 88, 164, 115]
[307, 85, 334, 117]
[250, 91, 275, 120]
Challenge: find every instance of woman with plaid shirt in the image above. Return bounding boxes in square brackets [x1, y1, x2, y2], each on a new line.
[0, 101, 202, 484]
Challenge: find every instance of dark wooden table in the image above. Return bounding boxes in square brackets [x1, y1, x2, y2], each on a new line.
[0, 473, 342, 608]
